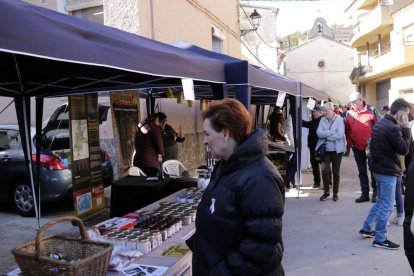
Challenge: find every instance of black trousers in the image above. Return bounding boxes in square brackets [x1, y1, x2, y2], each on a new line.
[321, 151, 342, 195]
[404, 216, 414, 273]
[286, 152, 297, 188]
[309, 147, 321, 185]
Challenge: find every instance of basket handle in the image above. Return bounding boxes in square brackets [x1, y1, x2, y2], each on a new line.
[35, 216, 86, 259]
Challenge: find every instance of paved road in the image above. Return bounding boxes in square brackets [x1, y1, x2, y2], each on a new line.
[0, 155, 412, 275]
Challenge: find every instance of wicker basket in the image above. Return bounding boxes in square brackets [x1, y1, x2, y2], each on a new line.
[12, 216, 113, 276]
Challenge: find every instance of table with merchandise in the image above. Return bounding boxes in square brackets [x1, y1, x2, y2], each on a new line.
[110, 176, 197, 218]
[104, 187, 202, 275]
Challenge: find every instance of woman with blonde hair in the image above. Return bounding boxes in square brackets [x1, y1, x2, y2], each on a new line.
[316, 102, 347, 201]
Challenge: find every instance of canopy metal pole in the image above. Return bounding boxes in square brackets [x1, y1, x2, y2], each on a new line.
[13, 54, 40, 227]
[35, 97, 44, 222]
[295, 82, 302, 199]
[16, 96, 40, 226]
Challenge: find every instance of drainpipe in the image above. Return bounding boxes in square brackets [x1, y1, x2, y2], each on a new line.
[150, 0, 155, 39]
[377, 34, 382, 56]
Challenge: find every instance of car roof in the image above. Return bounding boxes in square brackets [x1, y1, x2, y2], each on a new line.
[0, 124, 20, 130]
[0, 124, 36, 135]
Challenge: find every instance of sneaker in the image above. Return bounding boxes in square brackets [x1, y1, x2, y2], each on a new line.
[392, 216, 404, 226]
[320, 193, 330, 201]
[359, 229, 375, 238]
[355, 195, 370, 203]
[333, 195, 339, 202]
[372, 239, 400, 250]
[312, 184, 320, 189]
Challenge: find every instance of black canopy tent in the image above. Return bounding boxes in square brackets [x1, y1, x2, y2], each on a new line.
[173, 41, 329, 193]
[0, 0, 227, 222]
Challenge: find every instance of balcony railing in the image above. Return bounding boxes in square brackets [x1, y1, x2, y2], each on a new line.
[352, 41, 414, 82]
[351, 4, 392, 46]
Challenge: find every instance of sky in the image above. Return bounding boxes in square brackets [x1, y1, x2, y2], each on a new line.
[246, 0, 353, 37]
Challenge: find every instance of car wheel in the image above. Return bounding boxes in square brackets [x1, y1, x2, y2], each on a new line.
[11, 180, 35, 217]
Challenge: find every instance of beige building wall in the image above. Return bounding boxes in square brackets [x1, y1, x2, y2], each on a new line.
[285, 36, 355, 104]
[346, 0, 414, 108]
[103, 0, 241, 58]
[24, 0, 58, 10]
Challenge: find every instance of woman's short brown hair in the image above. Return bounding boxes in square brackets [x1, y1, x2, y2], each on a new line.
[202, 98, 252, 144]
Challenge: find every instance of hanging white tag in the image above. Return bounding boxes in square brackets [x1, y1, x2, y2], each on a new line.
[181, 78, 195, 101]
[307, 98, 316, 110]
[276, 91, 286, 107]
[209, 198, 216, 214]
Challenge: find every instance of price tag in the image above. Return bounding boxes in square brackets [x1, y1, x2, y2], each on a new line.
[162, 244, 190, 258]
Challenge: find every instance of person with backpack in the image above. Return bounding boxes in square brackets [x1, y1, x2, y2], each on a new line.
[346, 92, 381, 203]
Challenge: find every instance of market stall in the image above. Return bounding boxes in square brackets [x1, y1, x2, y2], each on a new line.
[0, 0, 226, 222]
[173, 41, 329, 189]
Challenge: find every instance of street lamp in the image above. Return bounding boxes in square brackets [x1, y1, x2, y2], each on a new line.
[240, 9, 262, 36]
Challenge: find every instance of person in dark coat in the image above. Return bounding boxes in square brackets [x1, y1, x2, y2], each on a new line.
[155, 112, 185, 161]
[302, 103, 324, 188]
[133, 115, 164, 176]
[268, 106, 286, 142]
[186, 98, 285, 275]
[404, 158, 414, 272]
[359, 98, 411, 250]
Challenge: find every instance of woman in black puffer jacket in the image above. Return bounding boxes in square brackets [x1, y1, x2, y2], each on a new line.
[186, 99, 285, 275]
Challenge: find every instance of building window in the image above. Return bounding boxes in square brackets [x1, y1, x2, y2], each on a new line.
[404, 24, 414, 45]
[70, 6, 104, 25]
[401, 89, 414, 103]
[211, 25, 225, 54]
[212, 37, 223, 53]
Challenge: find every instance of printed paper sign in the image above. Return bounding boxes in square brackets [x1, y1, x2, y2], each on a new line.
[122, 264, 168, 276]
[307, 98, 316, 110]
[181, 78, 195, 101]
[276, 91, 286, 107]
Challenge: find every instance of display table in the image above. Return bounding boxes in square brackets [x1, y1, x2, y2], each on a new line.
[110, 176, 197, 217]
[108, 189, 197, 276]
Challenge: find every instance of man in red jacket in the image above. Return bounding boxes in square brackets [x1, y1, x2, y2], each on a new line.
[346, 92, 381, 203]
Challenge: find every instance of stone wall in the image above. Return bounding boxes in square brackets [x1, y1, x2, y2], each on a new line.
[177, 132, 206, 170]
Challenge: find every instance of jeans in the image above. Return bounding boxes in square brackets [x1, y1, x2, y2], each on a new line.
[362, 173, 396, 242]
[396, 176, 403, 215]
[352, 147, 377, 197]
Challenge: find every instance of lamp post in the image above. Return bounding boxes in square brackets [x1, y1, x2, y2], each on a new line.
[241, 9, 262, 36]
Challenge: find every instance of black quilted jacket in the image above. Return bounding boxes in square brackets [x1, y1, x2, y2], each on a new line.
[186, 129, 285, 275]
[370, 114, 411, 176]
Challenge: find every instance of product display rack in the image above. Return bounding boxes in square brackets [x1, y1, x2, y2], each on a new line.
[108, 189, 196, 276]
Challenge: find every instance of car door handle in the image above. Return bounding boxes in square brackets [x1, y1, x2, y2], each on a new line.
[0, 155, 10, 162]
